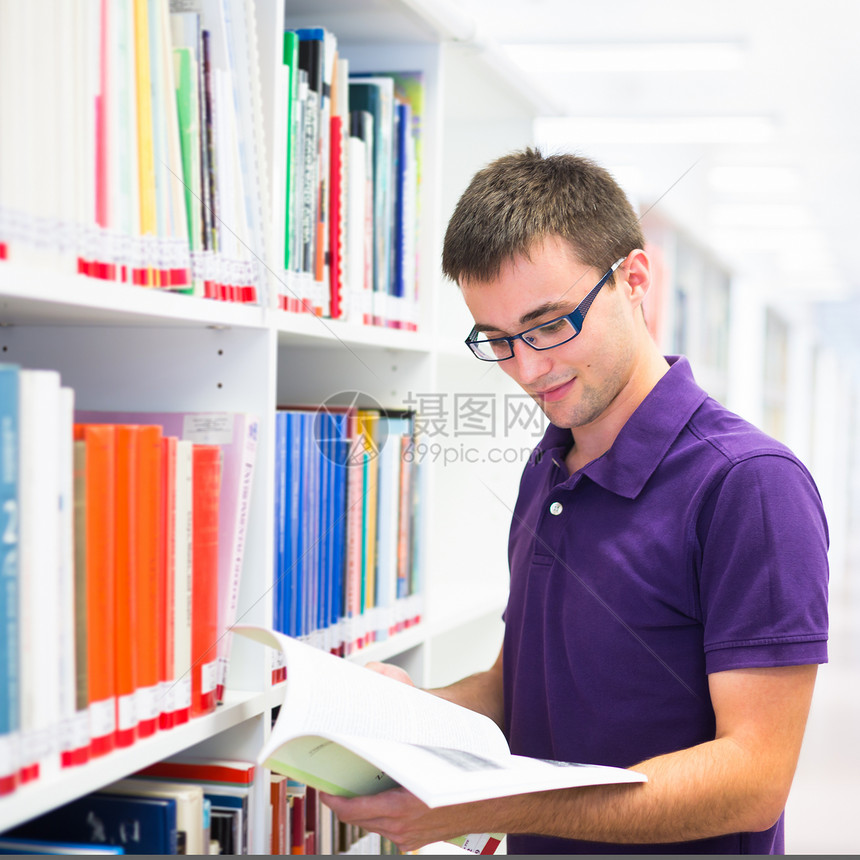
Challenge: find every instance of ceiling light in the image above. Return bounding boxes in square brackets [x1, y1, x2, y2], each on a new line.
[708, 165, 802, 194]
[537, 115, 775, 145]
[505, 41, 746, 73]
[710, 204, 813, 229]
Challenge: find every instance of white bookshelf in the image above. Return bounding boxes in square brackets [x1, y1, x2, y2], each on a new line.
[0, 0, 544, 850]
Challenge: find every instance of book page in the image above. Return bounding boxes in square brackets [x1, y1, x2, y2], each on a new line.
[237, 627, 509, 765]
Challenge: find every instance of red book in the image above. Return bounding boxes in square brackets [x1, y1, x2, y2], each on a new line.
[136, 756, 255, 786]
[328, 114, 345, 319]
[159, 436, 177, 730]
[270, 773, 288, 854]
[191, 444, 221, 717]
[114, 425, 139, 747]
[134, 425, 163, 738]
[73, 424, 117, 758]
[290, 792, 306, 855]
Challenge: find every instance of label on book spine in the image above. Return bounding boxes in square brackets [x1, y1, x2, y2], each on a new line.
[90, 697, 117, 739]
[136, 684, 160, 724]
[201, 660, 217, 695]
[117, 692, 137, 732]
[174, 676, 192, 711]
[0, 733, 18, 778]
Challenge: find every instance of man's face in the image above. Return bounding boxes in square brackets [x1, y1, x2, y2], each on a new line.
[460, 237, 639, 431]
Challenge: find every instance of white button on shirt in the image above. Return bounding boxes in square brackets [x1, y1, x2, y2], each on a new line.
[549, 501, 563, 516]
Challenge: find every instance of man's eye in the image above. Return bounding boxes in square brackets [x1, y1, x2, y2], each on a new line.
[537, 319, 567, 334]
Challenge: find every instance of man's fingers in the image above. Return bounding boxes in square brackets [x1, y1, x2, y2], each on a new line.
[364, 661, 416, 686]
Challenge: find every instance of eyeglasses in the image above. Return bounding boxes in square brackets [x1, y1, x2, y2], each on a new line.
[464, 257, 626, 362]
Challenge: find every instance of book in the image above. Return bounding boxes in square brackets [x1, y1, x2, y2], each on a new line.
[191, 443, 221, 717]
[133, 424, 163, 738]
[172, 439, 193, 725]
[159, 435, 177, 729]
[104, 777, 206, 855]
[235, 626, 646, 852]
[73, 424, 117, 758]
[18, 370, 63, 781]
[75, 410, 259, 702]
[270, 772, 289, 854]
[136, 755, 256, 787]
[0, 364, 19, 795]
[113, 425, 140, 748]
[65, 438, 91, 767]
[6, 792, 179, 854]
[0, 838, 125, 855]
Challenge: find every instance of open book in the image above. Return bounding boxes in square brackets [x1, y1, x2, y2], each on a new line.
[235, 626, 646, 852]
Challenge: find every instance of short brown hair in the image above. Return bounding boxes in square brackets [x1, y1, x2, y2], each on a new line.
[441, 148, 645, 285]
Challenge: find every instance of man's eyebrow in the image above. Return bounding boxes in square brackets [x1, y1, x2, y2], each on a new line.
[518, 302, 571, 326]
[472, 302, 571, 335]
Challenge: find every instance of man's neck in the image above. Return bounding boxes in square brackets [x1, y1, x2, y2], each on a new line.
[564, 348, 669, 475]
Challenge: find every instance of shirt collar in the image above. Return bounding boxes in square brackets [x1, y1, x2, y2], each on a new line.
[535, 356, 709, 499]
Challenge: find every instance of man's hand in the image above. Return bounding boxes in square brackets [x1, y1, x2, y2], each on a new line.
[363, 661, 416, 686]
[320, 788, 495, 853]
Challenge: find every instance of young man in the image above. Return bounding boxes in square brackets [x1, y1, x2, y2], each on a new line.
[323, 149, 829, 853]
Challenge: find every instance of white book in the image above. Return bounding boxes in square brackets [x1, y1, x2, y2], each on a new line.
[345, 134, 368, 324]
[18, 370, 63, 776]
[106, 777, 206, 855]
[56, 387, 78, 758]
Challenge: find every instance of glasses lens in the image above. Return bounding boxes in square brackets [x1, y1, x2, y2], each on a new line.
[523, 315, 578, 349]
[469, 335, 512, 361]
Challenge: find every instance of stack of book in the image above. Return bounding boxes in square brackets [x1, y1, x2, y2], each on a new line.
[270, 24, 422, 329]
[272, 406, 422, 677]
[0, 363, 258, 799]
[0, 0, 265, 303]
[0, 3, 424, 324]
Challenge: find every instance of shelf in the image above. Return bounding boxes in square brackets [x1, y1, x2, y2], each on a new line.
[283, 0, 476, 46]
[0, 263, 267, 329]
[272, 308, 432, 353]
[0, 691, 271, 833]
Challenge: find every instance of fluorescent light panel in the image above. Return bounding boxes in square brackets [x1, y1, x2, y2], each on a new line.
[537, 115, 775, 144]
[709, 165, 802, 194]
[505, 41, 746, 72]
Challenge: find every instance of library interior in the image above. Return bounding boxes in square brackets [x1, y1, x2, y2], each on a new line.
[0, 0, 857, 854]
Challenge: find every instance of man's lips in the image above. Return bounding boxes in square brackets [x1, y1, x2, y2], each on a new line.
[534, 378, 575, 403]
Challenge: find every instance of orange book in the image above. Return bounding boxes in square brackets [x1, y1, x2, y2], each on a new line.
[73, 424, 117, 758]
[271, 772, 288, 854]
[159, 435, 177, 729]
[114, 425, 139, 747]
[134, 425, 163, 738]
[191, 444, 221, 717]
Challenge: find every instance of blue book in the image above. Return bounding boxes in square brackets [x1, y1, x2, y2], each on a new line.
[392, 100, 411, 302]
[274, 411, 288, 635]
[0, 838, 124, 854]
[330, 413, 349, 639]
[7, 794, 178, 854]
[0, 364, 20, 794]
[287, 412, 303, 638]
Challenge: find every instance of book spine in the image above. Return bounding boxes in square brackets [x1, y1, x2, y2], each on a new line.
[191, 444, 221, 717]
[0, 365, 19, 795]
[134, 424, 163, 738]
[113, 425, 139, 748]
[216, 417, 259, 703]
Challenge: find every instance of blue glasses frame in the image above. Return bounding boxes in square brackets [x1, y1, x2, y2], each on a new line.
[465, 257, 626, 362]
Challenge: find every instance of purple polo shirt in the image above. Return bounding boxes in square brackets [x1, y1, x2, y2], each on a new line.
[503, 356, 829, 855]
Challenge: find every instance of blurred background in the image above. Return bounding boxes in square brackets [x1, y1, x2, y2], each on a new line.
[447, 0, 859, 853]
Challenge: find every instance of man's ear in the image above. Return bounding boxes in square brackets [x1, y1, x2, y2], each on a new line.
[620, 249, 651, 310]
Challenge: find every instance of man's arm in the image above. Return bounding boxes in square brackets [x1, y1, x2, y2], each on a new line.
[323, 663, 818, 851]
[366, 644, 506, 729]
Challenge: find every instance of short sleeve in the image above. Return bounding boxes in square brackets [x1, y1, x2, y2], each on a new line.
[696, 453, 829, 674]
